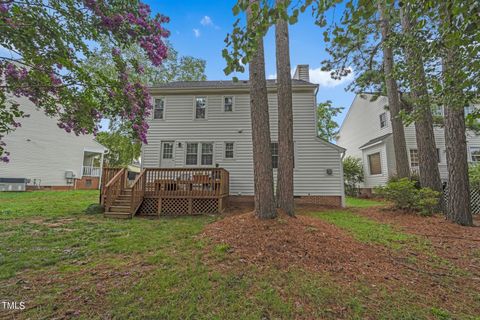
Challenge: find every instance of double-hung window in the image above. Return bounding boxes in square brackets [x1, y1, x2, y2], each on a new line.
[195, 97, 207, 119]
[409, 149, 419, 167]
[379, 112, 387, 128]
[224, 96, 234, 112]
[224, 142, 234, 159]
[471, 147, 480, 163]
[154, 98, 165, 119]
[185, 142, 214, 166]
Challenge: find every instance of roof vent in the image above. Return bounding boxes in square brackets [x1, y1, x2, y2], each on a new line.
[293, 64, 310, 82]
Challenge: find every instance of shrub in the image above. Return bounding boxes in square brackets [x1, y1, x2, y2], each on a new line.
[84, 204, 104, 215]
[469, 163, 480, 189]
[375, 178, 440, 216]
[343, 156, 364, 196]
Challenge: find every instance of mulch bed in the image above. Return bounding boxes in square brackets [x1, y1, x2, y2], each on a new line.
[202, 209, 480, 316]
[355, 207, 480, 275]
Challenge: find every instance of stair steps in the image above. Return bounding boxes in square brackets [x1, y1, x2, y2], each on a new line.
[104, 188, 135, 219]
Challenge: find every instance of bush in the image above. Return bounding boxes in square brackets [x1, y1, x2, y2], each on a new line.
[343, 156, 364, 196]
[469, 163, 480, 189]
[375, 178, 440, 216]
[84, 203, 104, 215]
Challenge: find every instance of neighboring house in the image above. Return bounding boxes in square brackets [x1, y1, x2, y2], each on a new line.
[142, 65, 346, 207]
[0, 97, 107, 191]
[336, 93, 480, 190]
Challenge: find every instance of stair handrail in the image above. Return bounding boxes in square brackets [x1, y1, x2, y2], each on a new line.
[104, 168, 126, 212]
[129, 169, 146, 216]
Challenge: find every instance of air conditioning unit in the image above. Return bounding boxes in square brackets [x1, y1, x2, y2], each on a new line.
[0, 178, 29, 192]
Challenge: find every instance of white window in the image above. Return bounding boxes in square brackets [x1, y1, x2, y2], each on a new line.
[224, 96, 234, 112]
[201, 143, 213, 165]
[186, 143, 198, 165]
[154, 98, 164, 119]
[471, 147, 480, 163]
[379, 112, 387, 128]
[271, 142, 279, 169]
[409, 149, 419, 167]
[185, 142, 214, 166]
[195, 97, 207, 119]
[162, 142, 173, 159]
[368, 152, 382, 175]
[224, 142, 234, 159]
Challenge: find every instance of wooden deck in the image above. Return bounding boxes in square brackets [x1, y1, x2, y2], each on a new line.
[101, 167, 229, 218]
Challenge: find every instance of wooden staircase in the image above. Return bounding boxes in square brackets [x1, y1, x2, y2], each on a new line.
[102, 168, 146, 219]
[104, 187, 134, 219]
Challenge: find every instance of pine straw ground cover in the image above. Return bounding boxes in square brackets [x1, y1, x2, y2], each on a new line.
[1, 192, 479, 319]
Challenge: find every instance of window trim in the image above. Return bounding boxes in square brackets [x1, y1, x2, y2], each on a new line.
[153, 97, 166, 120]
[367, 152, 382, 176]
[409, 149, 419, 168]
[222, 95, 235, 112]
[193, 96, 208, 120]
[184, 142, 215, 166]
[161, 141, 175, 160]
[470, 146, 480, 163]
[224, 142, 235, 160]
[270, 141, 296, 170]
[379, 112, 388, 129]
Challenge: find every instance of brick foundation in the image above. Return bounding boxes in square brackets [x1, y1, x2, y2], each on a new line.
[228, 195, 343, 208]
[25, 177, 100, 191]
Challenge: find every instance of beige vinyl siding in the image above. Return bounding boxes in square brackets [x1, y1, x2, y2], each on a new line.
[0, 97, 106, 186]
[143, 90, 344, 197]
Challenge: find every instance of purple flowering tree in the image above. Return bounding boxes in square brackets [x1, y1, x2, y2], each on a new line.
[0, 0, 170, 162]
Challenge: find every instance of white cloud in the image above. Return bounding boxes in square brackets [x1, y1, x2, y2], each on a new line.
[309, 67, 354, 88]
[200, 16, 213, 26]
[200, 15, 220, 29]
[193, 28, 201, 38]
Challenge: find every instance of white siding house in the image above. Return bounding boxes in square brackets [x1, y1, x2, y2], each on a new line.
[337, 93, 480, 189]
[142, 65, 346, 206]
[0, 96, 107, 190]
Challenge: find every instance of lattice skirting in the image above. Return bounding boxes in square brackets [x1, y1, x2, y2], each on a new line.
[137, 197, 158, 216]
[137, 197, 226, 216]
[443, 187, 480, 214]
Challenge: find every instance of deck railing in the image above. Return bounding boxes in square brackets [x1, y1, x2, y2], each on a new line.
[130, 169, 146, 214]
[144, 168, 229, 198]
[82, 166, 102, 177]
[103, 168, 126, 211]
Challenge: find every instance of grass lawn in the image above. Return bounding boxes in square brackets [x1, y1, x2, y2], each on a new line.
[0, 191, 479, 319]
[345, 196, 384, 208]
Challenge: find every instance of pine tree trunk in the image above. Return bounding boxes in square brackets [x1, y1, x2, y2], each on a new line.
[248, 0, 277, 219]
[400, 6, 443, 202]
[441, 2, 473, 226]
[275, 0, 295, 216]
[377, 0, 410, 179]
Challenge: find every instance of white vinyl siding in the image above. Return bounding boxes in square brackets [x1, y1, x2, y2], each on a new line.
[0, 96, 106, 186]
[143, 91, 344, 197]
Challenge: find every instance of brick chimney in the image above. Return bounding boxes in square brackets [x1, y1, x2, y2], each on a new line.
[293, 64, 310, 82]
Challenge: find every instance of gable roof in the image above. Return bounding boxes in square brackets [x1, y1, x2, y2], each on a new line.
[359, 133, 392, 149]
[149, 79, 317, 91]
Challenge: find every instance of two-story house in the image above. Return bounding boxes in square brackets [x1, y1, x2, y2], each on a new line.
[0, 96, 107, 191]
[336, 93, 480, 191]
[141, 65, 346, 207]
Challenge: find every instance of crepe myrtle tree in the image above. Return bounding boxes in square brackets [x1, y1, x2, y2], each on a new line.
[0, 0, 170, 162]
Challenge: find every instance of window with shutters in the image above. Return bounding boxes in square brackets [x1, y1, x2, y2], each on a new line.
[368, 152, 382, 175]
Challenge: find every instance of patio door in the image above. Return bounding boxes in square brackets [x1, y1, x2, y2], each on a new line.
[161, 141, 175, 168]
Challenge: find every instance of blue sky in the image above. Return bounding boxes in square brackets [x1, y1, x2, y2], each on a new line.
[147, 0, 355, 126]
